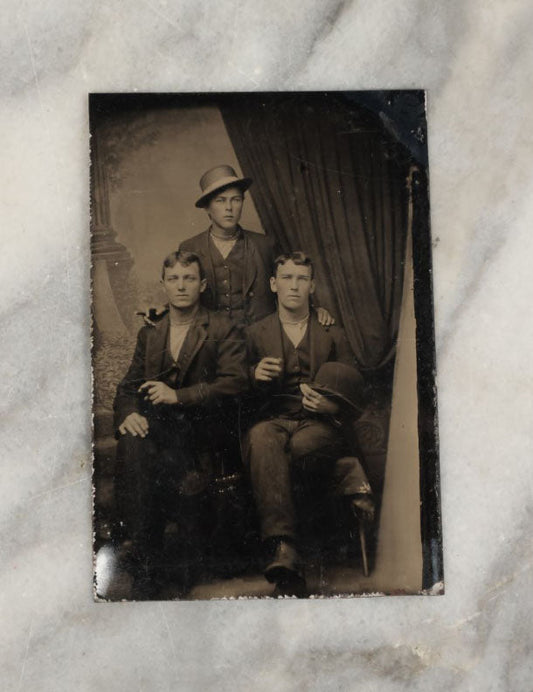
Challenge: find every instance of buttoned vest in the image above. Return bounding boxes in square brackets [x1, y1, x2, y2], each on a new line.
[209, 235, 245, 320]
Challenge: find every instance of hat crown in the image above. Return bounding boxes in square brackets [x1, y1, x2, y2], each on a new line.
[312, 362, 366, 413]
[195, 165, 252, 208]
[199, 165, 240, 193]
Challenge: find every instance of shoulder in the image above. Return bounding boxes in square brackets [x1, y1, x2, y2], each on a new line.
[179, 231, 208, 250]
[135, 324, 153, 340]
[246, 312, 277, 338]
[242, 230, 275, 251]
[206, 310, 236, 336]
[325, 323, 345, 337]
[312, 313, 345, 338]
[138, 314, 169, 338]
[129, 324, 153, 353]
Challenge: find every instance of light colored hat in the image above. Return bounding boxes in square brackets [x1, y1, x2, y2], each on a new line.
[195, 165, 252, 208]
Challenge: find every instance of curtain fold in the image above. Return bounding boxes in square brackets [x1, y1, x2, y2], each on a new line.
[220, 95, 410, 370]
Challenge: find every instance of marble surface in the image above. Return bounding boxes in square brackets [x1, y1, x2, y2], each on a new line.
[2, 1, 533, 689]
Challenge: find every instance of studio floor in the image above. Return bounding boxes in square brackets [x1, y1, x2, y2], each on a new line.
[94, 542, 378, 601]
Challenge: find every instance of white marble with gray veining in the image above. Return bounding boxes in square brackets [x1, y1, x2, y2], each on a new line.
[2, 1, 533, 689]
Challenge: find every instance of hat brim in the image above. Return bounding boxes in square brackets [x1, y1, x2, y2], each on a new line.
[195, 177, 253, 208]
[308, 384, 365, 414]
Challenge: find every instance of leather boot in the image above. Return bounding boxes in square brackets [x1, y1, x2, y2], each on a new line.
[264, 539, 307, 598]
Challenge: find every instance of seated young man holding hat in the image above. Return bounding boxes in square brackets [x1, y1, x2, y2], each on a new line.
[243, 251, 374, 597]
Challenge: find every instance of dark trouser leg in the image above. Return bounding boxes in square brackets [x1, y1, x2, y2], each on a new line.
[244, 419, 296, 541]
[332, 457, 372, 497]
[115, 413, 203, 553]
[290, 420, 369, 496]
[289, 419, 348, 473]
[287, 419, 348, 542]
[115, 432, 164, 561]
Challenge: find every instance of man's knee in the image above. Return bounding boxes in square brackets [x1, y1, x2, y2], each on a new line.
[117, 431, 141, 451]
[245, 421, 282, 458]
[116, 432, 156, 467]
[289, 425, 341, 462]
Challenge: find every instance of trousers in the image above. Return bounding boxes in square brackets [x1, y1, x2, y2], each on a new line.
[114, 413, 209, 560]
[244, 416, 368, 540]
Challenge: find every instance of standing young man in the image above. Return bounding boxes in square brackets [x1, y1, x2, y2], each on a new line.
[244, 252, 374, 597]
[114, 250, 248, 598]
[178, 164, 334, 327]
[179, 165, 276, 327]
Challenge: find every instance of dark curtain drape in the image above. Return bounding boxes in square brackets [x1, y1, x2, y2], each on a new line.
[220, 95, 410, 370]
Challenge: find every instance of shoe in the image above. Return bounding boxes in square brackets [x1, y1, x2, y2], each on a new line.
[351, 493, 375, 525]
[272, 572, 308, 598]
[264, 539, 302, 584]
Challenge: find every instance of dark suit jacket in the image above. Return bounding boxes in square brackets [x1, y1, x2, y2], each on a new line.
[179, 227, 277, 324]
[113, 307, 248, 433]
[245, 310, 358, 421]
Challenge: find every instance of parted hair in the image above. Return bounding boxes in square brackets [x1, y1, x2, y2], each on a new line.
[273, 251, 314, 279]
[161, 250, 206, 280]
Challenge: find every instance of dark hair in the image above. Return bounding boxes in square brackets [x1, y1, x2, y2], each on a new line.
[273, 251, 314, 279]
[161, 250, 205, 280]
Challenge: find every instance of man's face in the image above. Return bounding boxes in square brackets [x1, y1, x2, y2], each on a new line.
[162, 261, 206, 310]
[270, 260, 315, 311]
[205, 185, 244, 232]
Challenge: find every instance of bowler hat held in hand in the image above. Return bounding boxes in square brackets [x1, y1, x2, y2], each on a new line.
[310, 362, 366, 415]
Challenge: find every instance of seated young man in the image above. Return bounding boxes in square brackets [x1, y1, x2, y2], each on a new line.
[113, 250, 248, 598]
[243, 252, 374, 597]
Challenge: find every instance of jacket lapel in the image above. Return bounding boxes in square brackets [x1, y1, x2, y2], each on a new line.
[309, 312, 333, 378]
[198, 230, 216, 294]
[177, 307, 209, 386]
[259, 312, 284, 362]
[243, 230, 258, 296]
[145, 316, 170, 379]
[257, 313, 284, 393]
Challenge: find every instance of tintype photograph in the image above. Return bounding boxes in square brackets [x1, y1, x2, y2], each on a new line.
[91, 91, 441, 601]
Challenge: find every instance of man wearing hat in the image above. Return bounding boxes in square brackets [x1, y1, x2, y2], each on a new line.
[178, 165, 334, 328]
[243, 251, 374, 596]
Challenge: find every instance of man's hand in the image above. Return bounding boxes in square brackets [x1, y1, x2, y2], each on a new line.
[139, 381, 179, 405]
[118, 412, 149, 438]
[300, 383, 340, 415]
[136, 304, 168, 327]
[254, 357, 283, 382]
[316, 307, 335, 327]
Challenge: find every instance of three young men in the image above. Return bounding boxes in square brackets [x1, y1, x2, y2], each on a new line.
[113, 166, 373, 598]
[146, 164, 333, 328]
